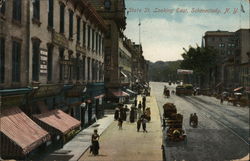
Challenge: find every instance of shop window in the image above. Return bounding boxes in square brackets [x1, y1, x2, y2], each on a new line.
[12, 40, 21, 82]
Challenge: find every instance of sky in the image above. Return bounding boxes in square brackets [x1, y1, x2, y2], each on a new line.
[124, 0, 250, 62]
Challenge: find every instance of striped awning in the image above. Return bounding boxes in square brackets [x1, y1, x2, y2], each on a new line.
[0, 107, 50, 154]
[33, 109, 81, 134]
[234, 87, 244, 92]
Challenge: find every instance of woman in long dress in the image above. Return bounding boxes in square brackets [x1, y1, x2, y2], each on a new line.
[91, 129, 100, 155]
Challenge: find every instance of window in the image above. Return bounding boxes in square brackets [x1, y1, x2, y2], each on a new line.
[59, 48, 64, 81]
[69, 10, 74, 38]
[0, 0, 5, 15]
[47, 45, 53, 81]
[59, 3, 65, 33]
[77, 17, 81, 42]
[76, 54, 80, 80]
[106, 25, 111, 38]
[92, 60, 95, 81]
[32, 40, 40, 81]
[87, 58, 90, 80]
[0, 37, 5, 83]
[92, 29, 95, 50]
[48, 0, 54, 28]
[12, 40, 21, 82]
[13, 0, 21, 21]
[96, 32, 99, 53]
[104, 0, 111, 10]
[33, 0, 40, 20]
[87, 25, 91, 48]
[99, 35, 101, 54]
[82, 22, 86, 46]
[82, 56, 85, 80]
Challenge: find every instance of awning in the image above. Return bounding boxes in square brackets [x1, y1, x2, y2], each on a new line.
[111, 90, 129, 97]
[216, 82, 222, 88]
[125, 89, 137, 95]
[234, 87, 244, 92]
[94, 94, 105, 99]
[0, 107, 50, 154]
[33, 109, 81, 134]
[120, 71, 127, 78]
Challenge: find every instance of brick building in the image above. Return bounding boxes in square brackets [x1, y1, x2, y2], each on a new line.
[0, 0, 106, 159]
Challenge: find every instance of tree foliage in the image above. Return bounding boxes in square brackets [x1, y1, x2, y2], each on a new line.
[149, 60, 181, 81]
[181, 46, 218, 76]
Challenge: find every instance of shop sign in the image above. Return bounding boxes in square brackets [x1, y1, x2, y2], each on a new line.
[33, 84, 62, 98]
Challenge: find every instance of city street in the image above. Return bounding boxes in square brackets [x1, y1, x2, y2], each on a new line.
[79, 95, 162, 161]
[151, 82, 249, 161]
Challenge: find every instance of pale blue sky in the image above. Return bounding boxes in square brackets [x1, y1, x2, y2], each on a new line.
[124, 0, 250, 62]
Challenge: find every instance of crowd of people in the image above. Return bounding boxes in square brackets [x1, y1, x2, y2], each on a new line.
[114, 95, 150, 132]
[90, 94, 150, 156]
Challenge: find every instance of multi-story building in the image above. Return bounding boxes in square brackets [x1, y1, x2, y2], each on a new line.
[89, 0, 129, 101]
[0, 0, 106, 159]
[119, 37, 132, 88]
[203, 30, 235, 90]
[204, 29, 250, 91]
[224, 29, 250, 90]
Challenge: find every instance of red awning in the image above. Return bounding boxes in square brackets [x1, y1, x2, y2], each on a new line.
[234, 87, 243, 92]
[94, 94, 105, 99]
[33, 109, 81, 134]
[0, 107, 50, 154]
[111, 90, 129, 97]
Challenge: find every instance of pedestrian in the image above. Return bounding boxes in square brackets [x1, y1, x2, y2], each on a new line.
[142, 117, 148, 133]
[114, 107, 119, 120]
[137, 118, 142, 132]
[130, 107, 135, 123]
[138, 101, 142, 110]
[134, 98, 137, 107]
[118, 117, 123, 130]
[91, 129, 100, 156]
[142, 96, 146, 112]
[220, 96, 224, 104]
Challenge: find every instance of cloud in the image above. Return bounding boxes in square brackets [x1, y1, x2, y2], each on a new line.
[124, 12, 249, 62]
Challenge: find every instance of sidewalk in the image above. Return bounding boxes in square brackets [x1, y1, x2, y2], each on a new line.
[39, 114, 114, 161]
[79, 96, 163, 161]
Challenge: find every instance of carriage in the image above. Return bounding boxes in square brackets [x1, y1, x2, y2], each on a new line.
[162, 103, 187, 144]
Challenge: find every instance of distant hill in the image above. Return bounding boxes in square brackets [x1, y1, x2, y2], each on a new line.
[148, 60, 182, 82]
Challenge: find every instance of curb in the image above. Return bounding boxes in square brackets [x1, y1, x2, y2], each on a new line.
[76, 117, 114, 161]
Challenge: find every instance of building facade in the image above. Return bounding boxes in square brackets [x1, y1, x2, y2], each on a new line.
[0, 0, 106, 159]
[204, 29, 250, 91]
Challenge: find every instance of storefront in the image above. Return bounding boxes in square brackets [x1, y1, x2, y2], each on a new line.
[0, 88, 50, 159]
[86, 83, 105, 120]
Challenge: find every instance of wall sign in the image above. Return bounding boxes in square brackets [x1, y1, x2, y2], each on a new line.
[40, 49, 48, 74]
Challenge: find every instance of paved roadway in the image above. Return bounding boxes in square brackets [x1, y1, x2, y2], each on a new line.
[79, 95, 163, 161]
[151, 82, 249, 161]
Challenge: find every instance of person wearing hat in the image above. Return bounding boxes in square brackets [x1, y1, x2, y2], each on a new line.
[91, 129, 100, 155]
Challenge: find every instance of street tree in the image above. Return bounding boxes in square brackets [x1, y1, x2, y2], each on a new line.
[180, 46, 218, 88]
